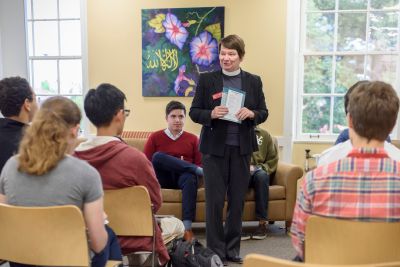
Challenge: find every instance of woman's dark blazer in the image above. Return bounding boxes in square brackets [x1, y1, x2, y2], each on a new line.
[189, 70, 268, 157]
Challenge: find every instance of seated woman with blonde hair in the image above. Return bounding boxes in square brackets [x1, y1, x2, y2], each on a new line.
[0, 96, 122, 267]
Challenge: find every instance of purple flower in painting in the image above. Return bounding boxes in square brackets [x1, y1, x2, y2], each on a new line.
[189, 31, 218, 66]
[162, 13, 188, 50]
[174, 65, 196, 96]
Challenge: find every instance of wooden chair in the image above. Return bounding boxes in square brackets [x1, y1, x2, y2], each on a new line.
[104, 186, 156, 267]
[305, 215, 400, 264]
[244, 254, 400, 267]
[0, 203, 120, 267]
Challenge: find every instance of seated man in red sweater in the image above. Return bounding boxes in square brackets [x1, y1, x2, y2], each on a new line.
[74, 83, 172, 265]
[144, 100, 203, 241]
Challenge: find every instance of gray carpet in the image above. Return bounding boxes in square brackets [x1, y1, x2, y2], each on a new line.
[192, 221, 297, 266]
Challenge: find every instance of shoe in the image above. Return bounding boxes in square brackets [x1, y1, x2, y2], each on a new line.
[226, 256, 243, 264]
[240, 231, 251, 241]
[251, 223, 267, 240]
[183, 229, 194, 241]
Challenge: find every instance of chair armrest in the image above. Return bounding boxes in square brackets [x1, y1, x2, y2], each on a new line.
[273, 162, 303, 221]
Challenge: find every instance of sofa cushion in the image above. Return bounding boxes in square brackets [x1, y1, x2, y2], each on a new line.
[161, 185, 285, 203]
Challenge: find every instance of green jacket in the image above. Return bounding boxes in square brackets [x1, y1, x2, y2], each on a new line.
[251, 128, 278, 175]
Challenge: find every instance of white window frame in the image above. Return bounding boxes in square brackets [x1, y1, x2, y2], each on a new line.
[285, 0, 400, 147]
[24, 0, 89, 136]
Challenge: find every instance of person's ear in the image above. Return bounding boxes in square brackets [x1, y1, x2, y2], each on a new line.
[347, 113, 353, 129]
[70, 124, 80, 139]
[114, 109, 124, 123]
[23, 99, 32, 112]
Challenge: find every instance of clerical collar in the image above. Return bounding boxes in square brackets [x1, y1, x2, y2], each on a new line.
[222, 69, 241, 76]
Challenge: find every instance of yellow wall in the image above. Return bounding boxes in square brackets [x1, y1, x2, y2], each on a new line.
[87, 0, 287, 135]
[291, 142, 332, 169]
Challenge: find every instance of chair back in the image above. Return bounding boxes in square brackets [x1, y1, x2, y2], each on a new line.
[104, 186, 153, 236]
[305, 215, 400, 264]
[244, 254, 400, 267]
[0, 204, 89, 266]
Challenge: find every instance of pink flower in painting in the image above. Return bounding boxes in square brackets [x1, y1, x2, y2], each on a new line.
[189, 31, 218, 66]
[162, 13, 188, 50]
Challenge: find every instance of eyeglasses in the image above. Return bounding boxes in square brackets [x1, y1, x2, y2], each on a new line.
[123, 109, 131, 117]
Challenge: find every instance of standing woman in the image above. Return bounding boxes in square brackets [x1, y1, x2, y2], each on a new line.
[189, 34, 268, 263]
[0, 96, 122, 267]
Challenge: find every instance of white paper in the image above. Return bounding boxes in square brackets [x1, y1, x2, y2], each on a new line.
[221, 89, 245, 123]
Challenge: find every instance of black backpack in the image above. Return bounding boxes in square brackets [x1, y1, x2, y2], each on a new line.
[168, 238, 223, 267]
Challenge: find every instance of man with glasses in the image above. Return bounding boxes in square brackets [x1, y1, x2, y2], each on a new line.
[144, 100, 203, 241]
[0, 76, 38, 172]
[74, 83, 173, 266]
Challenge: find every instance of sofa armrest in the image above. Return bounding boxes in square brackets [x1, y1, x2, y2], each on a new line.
[273, 162, 303, 221]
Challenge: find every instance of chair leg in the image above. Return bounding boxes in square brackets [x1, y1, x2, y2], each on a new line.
[151, 214, 156, 267]
[285, 221, 292, 232]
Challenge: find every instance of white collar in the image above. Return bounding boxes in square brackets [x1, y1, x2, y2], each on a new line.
[75, 136, 121, 151]
[222, 69, 241, 76]
[164, 128, 183, 141]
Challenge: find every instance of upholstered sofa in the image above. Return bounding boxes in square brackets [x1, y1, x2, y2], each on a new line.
[121, 131, 303, 229]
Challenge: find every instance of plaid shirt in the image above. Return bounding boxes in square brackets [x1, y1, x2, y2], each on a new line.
[291, 147, 400, 259]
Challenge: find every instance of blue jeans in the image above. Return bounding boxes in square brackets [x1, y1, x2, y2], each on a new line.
[248, 169, 271, 221]
[152, 152, 198, 222]
[10, 225, 122, 267]
[91, 225, 123, 267]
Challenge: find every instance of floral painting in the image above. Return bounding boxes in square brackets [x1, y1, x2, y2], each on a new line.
[142, 7, 225, 96]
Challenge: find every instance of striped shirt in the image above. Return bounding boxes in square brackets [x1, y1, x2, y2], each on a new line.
[291, 147, 400, 259]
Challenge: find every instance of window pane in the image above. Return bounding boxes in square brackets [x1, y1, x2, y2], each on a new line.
[306, 0, 335, 11]
[60, 60, 82, 94]
[302, 96, 331, 133]
[337, 13, 367, 51]
[304, 56, 332, 93]
[60, 21, 81, 56]
[26, 0, 32, 20]
[339, 0, 367, 10]
[333, 96, 346, 133]
[305, 12, 335, 51]
[368, 12, 398, 51]
[32, 0, 57, 19]
[34, 21, 59, 56]
[27, 22, 33, 56]
[59, 0, 81, 19]
[67, 95, 83, 114]
[335, 55, 365, 93]
[36, 95, 53, 106]
[32, 60, 58, 95]
[371, 0, 399, 9]
[366, 55, 397, 86]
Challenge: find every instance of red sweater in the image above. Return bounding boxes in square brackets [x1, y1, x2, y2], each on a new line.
[74, 140, 169, 264]
[144, 130, 201, 166]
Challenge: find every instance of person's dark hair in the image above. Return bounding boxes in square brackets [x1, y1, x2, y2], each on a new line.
[219, 34, 245, 59]
[166, 101, 186, 116]
[344, 80, 369, 114]
[0, 76, 33, 117]
[84, 83, 126, 127]
[348, 81, 399, 142]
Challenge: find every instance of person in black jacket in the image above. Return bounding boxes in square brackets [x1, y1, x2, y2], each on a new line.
[189, 34, 268, 264]
[0, 76, 38, 172]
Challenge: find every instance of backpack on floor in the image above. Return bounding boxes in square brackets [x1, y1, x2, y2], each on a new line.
[168, 238, 223, 267]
